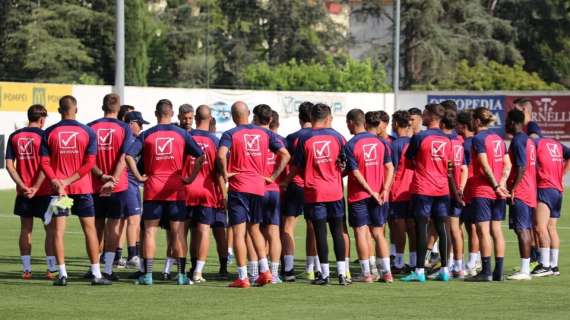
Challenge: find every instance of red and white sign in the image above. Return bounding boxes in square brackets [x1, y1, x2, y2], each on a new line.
[505, 95, 570, 141]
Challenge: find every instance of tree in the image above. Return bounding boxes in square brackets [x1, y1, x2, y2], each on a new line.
[243, 55, 390, 92]
[125, 0, 153, 86]
[400, 0, 522, 89]
[496, 0, 570, 88]
[417, 59, 564, 90]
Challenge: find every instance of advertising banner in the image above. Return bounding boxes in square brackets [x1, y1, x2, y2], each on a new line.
[0, 82, 72, 112]
[505, 95, 570, 141]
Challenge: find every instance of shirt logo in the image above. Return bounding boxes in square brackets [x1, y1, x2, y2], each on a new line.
[431, 141, 447, 159]
[244, 134, 261, 152]
[97, 128, 114, 146]
[492, 140, 503, 158]
[313, 141, 331, 159]
[453, 145, 463, 162]
[529, 143, 536, 164]
[58, 132, 78, 150]
[546, 143, 560, 158]
[197, 142, 209, 162]
[362, 143, 378, 162]
[155, 137, 174, 156]
[17, 138, 34, 156]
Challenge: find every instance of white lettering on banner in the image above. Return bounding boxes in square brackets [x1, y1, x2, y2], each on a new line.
[534, 98, 570, 122]
[281, 96, 344, 117]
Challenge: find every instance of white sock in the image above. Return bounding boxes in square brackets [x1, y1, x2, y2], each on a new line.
[345, 258, 350, 275]
[228, 248, 234, 256]
[321, 263, 330, 278]
[369, 256, 378, 273]
[271, 261, 280, 276]
[382, 257, 391, 273]
[337, 261, 346, 277]
[359, 260, 371, 276]
[476, 251, 481, 263]
[432, 242, 439, 254]
[409, 252, 417, 267]
[46, 256, 57, 272]
[91, 263, 102, 279]
[306, 256, 315, 273]
[247, 260, 259, 277]
[314, 256, 322, 272]
[284, 255, 294, 272]
[454, 259, 463, 272]
[21, 255, 32, 272]
[259, 258, 269, 273]
[550, 249, 559, 268]
[539, 248, 550, 268]
[467, 252, 478, 269]
[415, 267, 425, 275]
[395, 253, 404, 268]
[390, 244, 396, 256]
[425, 249, 432, 263]
[164, 257, 174, 273]
[195, 260, 205, 274]
[58, 264, 68, 279]
[521, 258, 531, 275]
[104, 251, 115, 275]
[237, 266, 247, 280]
[441, 266, 449, 274]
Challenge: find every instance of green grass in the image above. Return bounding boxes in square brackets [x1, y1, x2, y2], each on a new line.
[1, 189, 570, 319]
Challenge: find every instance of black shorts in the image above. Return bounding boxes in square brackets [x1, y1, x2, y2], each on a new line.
[69, 194, 96, 218]
[143, 201, 187, 222]
[14, 195, 51, 220]
[94, 191, 129, 219]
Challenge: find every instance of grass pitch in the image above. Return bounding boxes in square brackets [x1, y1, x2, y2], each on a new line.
[0, 189, 570, 319]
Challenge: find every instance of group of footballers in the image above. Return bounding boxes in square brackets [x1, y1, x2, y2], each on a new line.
[6, 93, 569, 287]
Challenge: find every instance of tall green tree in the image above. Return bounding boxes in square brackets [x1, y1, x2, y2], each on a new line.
[125, 0, 153, 86]
[497, 0, 570, 88]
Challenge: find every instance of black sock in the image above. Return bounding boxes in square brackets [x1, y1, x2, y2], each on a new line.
[493, 257, 504, 279]
[136, 241, 141, 257]
[114, 248, 123, 262]
[328, 217, 346, 262]
[177, 258, 186, 275]
[415, 216, 429, 269]
[219, 256, 228, 272]
[127, 246, 137, 260]
[530, 247, 539, 263]
[190, 257, 197, 273]
[481, 256, 492, 275]
[145, 258, 153, 274]
[434, 216, 448, 267]
[313, 219, 329, 264]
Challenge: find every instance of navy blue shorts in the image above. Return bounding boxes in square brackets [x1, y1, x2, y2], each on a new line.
[449, 199, 463, 218]
[14, 195, 51, 220]
[125, 184, 142, 216]
[189, 206, 227, 227]
[283, 183, 304, 217]
[471, 197, 506, 222]
[509, 199, 534, 230]
[227, 191, 263, 226]
[304, 199, 345, 222]
[143, 201, 187, 221]
[94, 191, 128, 219]
[68, 194, 95, 218]
[262, 191, 281, 226]
[412, 195, 449, 219]
[390, 201, 413, 219]
[538, 188, 562, 219]
[349, 197, 388, 228]
[461, 203, 475, 224]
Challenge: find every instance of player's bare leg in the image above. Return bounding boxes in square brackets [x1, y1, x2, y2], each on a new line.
[138, 219, 159, 285]
[532, 203, 553, 276]
[126, 214, 141, 268]
[19, 217, 34, 279]
[102, 218, 122, 280]
[391, 218, 407, 273]
[79, 216, 107, 283]
[213, 226, 229, 278]
[281, 215, 297, 279]
[247, 223, 272, 285]
[43, 221, 57, 279]
[353, 225, 371, 282]
[547, 218, 560, 275]
[229, 222, 249, 287]
[193, 222, 211, 282]
[449, 216, 464, 278]
[305, 220, 321, 279]
[170, 220, 190, 284]
[405, 218, 417, 270]
[52, 216, 68, 285]
[371, 225, 392, 283]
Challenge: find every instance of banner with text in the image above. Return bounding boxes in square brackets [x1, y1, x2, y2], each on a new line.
[0, 82, 72, 112]
[505, 95, 570, 141]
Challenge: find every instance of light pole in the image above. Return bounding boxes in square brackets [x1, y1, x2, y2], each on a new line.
[115, 0, 125, 103]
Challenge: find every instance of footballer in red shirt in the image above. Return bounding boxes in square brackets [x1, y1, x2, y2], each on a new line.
[5, 104, 57, 280]
[88, 94, 132, 281]
[40, 96, 105, 286]
[505, 109, 537, 280]
[126, 99, 204, 285]
[533, 127, 570, 276]
[344, 109, 394, 283]
[184, 105, 228, 282]
[291, 103, 349, 286]
[217, 101, 289, 288]
[402, 103, 459, 282]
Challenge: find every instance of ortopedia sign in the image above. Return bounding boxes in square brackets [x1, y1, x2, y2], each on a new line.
[505, 95, 570, 141]
[0, 82, 72, 112]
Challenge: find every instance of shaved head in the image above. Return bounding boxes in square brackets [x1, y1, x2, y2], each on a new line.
[231, 101, 250, 124]
[195, 104, 212, 128]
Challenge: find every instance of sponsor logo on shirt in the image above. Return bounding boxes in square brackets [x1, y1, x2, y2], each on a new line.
[17, 137, 34, 157]
[529, 143, 536, 166]
[453, 145, 463, 163]
[97, 128, 114, 146]
[492, 139, 503, 162]
[155, 137, 174, 159]
[267, 149, 276, 165]
[313, 141, 331, 159]
[58, 131, 79, 154]
[430, 140, 447, 160]
[244, 134, 261, 152]
[362, 143, 378, 163]
[546, 143, 561, 159]
[197, 142, 209, 164]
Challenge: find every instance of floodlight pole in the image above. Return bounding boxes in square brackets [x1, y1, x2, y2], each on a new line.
[393, 0, 401, 109]
[115, 0, 125, 103]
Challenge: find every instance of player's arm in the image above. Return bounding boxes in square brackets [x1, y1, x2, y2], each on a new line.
[404, 134, 420, 168]
[184, 155, 205, 185]
[5, 159, 30, 193]
[459, 164, 468, 192]
[61, 130, 97, 188]
[267, 147, 290, 183]
[39, 135, 66, 195]
[217, 146, 231, 182]
[447, 160, 464, 206]
[381, 162, 394, 203]
[126, 155, 146, 182]
[507, 137, 527, 202]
